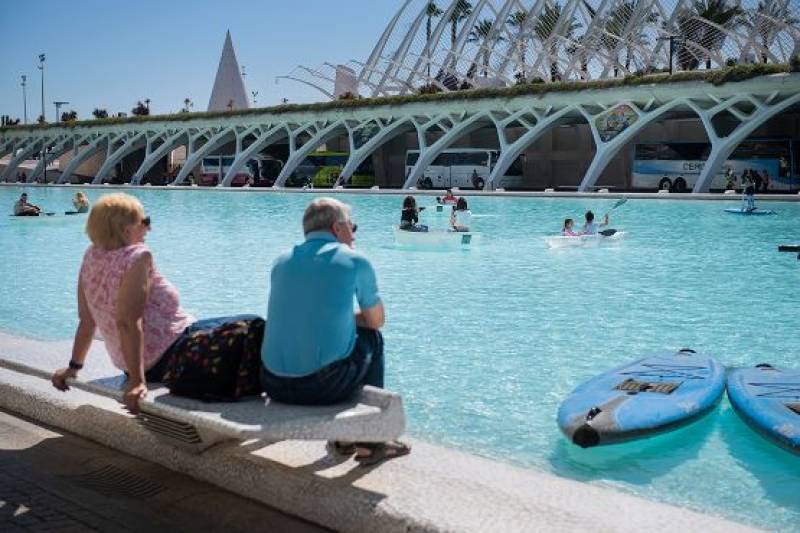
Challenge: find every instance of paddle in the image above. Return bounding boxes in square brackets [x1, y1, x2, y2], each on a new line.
[598, 197, 627, 236]
[599, 229, 617, 237]
[611, 197, 628, 210]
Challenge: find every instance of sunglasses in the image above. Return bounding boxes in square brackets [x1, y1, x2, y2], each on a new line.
[141, 216, 151, 227]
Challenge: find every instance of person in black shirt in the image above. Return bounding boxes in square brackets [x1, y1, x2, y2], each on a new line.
[399, 196, 428, 232]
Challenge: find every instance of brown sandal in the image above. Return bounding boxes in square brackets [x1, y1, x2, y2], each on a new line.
[354, 440, 411, 466]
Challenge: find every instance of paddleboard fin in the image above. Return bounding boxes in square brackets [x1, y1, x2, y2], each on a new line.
[572, 424, 600, 448]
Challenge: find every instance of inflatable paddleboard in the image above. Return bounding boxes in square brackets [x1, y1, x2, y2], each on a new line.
[393, 226, 481, 248]
[558, 349, 725, 448]
[726, 365, 800, 455]
[545, 231, 625, 249]
[724, 208, 776, 216]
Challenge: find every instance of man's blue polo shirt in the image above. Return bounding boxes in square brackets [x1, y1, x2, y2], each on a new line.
[261, 231, 381, 377]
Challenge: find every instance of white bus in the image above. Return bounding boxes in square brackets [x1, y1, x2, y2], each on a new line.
[405, 148, 525, 190]
[632, 139, 796, 192]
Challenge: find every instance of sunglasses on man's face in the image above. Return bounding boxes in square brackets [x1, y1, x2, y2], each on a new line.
[141, 216, 151, 227]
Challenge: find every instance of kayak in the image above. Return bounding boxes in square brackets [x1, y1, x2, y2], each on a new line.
[8, 212, 86, 222]
[545, 231, 625, 249]
[393, 226, 481, 248]
[424, 204, 455, 216]
[724, 208, 776, 216]
[726, 365, 800, 455]
[557, 349, 725, 448]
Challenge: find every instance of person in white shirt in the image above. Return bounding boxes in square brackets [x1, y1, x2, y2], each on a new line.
[581, 210, 608, 235]
[450, 197, 472, 232]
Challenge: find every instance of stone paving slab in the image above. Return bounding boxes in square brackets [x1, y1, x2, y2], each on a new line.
[0, 333, 764, 533]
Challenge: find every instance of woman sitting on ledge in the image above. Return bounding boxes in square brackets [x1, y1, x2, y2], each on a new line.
[51, 193, 262, 413]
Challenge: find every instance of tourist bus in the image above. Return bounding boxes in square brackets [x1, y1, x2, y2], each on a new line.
[287, 151, 375, 188]
[405, 149, 526, 190]
[199, 155, 283, 187]
[631, 139, 797, 192]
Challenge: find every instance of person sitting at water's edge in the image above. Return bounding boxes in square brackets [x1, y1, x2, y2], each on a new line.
[400, 195, 428, 232]
[582, 210, 608, 235]
[51, 193, 264, 413]
[13, 192, 41, 216]
[66, 191, 90, 214]
[450, 197, 472, 232]
[561, 218, 579, 236]
[260, 197, 410, 464]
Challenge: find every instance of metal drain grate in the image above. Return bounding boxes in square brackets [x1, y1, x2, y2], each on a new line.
[63, 465, 165, 499]
[137, 412, 202, 445]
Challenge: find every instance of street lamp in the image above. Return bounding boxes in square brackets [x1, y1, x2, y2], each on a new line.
[20, 75, 28, 124]
[54, 101, 69, 122]
[251, 90, 259, 107]
[144, 98, 151, 112]
[37, 54, 45, 123]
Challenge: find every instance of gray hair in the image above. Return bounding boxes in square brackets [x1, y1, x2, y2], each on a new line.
[302, 197, 351, 234]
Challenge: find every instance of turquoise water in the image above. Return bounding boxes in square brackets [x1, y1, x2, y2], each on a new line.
[1, 186, 799, 530]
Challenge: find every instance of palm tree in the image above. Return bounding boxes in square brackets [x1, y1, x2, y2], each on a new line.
[534, 2, 581, 81]
[744, 0, 799, 63]
[467, 18, 505, 77]
[449, 0, 473, 68]
[601, 1, 659, 76]
[508, 10, 530, 80]
[425, 2, 444, 78]
[675, 0, 743, 70]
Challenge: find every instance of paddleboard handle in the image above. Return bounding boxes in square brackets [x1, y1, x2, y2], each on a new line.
[572, 424, 600, 448]
[679, 348, 696, 353]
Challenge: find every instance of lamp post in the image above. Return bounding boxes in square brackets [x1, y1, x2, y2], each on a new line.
[54, 101, 69, 122]
[144, 98, 151, 112]
[37, 54, 45, 123]
[251, 90, 259, 107]
[20, 75, 28, 124]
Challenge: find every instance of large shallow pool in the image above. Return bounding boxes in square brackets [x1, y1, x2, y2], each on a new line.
[1, 186, 798, 530]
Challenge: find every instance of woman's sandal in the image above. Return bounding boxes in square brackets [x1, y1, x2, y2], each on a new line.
[327, 440, 357, 456]
[354, 440, 411, 466]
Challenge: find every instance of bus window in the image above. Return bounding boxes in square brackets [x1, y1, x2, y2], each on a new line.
[323, 154, 348, 167]
[634, 144, 659, 160]
[451, 151, 489, 166]
[221, 156, 235, 167]
[202, 157, 219, 167]
[431, 153, 451, 166]
[661, 143, 709, 160]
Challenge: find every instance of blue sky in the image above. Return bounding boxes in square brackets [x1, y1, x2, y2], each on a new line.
[0, 0, 399, 121]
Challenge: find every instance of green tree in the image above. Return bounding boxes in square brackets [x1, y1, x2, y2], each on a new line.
[131, 101, 150, 116]
[449, 0, 473, 68]
[675, 0, 743, 70]
[467, 18, 505, 77]
[425, 2, 444, 79]
[534, 2, 581, 81]
[601, 1, 659, 76]
[508, 10, 530, 80]
[744, 0, 799, 63]
[92, 108, 108, 119]
[61, 110, 78, 122]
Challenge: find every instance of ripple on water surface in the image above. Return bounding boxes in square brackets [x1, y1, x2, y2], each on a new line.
[1, 186, 799, 530]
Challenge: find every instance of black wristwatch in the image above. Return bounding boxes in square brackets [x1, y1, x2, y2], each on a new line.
[68, 360, 83, 370]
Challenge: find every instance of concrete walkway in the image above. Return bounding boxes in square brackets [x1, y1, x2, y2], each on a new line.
[0, 410, 327, 532]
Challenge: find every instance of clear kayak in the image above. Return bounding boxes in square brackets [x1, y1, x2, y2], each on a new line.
[8, 212, 87, 222]
[724, 208, 776, 216]
[545, 231, 625, 249]
[393, 226, 481, 249]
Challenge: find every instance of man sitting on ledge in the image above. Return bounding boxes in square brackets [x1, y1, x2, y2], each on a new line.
[260, 197, 409, 465]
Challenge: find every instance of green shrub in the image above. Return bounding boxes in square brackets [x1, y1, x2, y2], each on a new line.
[311, 166, 340, 188]
[349, 173, 376, 188]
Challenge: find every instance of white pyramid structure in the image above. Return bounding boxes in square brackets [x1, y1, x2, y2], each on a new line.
[207, 30, 250, 112]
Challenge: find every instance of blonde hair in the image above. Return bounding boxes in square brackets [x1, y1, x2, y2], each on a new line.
[302, 197, 350, 234]
[86, 193, 144, 250]
[74, 191, 88, 206]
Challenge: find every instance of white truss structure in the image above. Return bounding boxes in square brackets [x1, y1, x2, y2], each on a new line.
[2, 72, 798, 193]
[283, 0, 800, 98]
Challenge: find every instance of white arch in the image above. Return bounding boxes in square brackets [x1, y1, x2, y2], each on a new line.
[273, 121, 348, 187]
[336, 118, 418, 186]
[131, 130, 189, 184]
[173, 128, 236, 185]
[402, 112, 495, 189]
[220, 125, 288, 186]
[92, 133, 147, 184]
[58, 134, 114, 184]
[29, 135, 80, 182]
[1, 138, 48, 182]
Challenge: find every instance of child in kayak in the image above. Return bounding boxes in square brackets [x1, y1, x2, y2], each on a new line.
[582, 211, 609, 235]
[561, 218, 579, 236]
[400, 196, 428, 232]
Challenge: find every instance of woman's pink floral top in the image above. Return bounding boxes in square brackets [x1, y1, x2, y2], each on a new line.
[80, 243, 194, 372]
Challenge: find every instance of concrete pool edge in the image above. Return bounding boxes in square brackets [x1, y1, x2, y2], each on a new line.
[2, 182, 800, 202]
[0, 334, 761, 533]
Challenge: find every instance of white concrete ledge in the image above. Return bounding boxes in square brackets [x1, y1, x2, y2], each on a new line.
[3, 182, 800, 201]
[0, 332, 759, 533]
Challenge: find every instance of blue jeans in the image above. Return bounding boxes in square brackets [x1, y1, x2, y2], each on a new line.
[260, 327, 384, 406]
